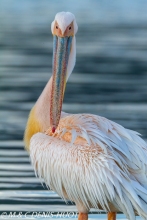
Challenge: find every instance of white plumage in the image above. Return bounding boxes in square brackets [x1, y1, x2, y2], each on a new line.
[30, 114, 147, 220]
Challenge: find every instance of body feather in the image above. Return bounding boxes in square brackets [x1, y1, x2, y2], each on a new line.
[30, 113, 147, 220]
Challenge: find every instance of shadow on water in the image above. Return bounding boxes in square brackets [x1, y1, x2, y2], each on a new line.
[0, 0, 147, 218]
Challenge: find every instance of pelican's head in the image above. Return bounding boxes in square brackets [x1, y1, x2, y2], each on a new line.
[51, 11, 78, 38]
[50, 12, 78, 133]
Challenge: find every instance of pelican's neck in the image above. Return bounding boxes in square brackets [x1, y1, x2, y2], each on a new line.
[66, 36, 76, 80]
[24, 36, 76, 150]
[24, 77, 53, 151]
[34, 76, 53, 130]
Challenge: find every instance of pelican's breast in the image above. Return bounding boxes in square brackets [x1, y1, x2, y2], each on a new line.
[24, 107, 42, 151]
[29, 114, 147, 219]
[29, 114, 123, 211]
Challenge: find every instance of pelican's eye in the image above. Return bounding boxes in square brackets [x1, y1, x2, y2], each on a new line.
[56, 26, 58, 29]
[69, 27, 71, 30]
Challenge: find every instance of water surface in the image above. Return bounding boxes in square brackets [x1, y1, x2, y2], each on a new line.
[0, 1, 147, 219]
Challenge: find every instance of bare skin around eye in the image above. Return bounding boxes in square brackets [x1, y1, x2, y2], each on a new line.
[53, 21, 74, 37]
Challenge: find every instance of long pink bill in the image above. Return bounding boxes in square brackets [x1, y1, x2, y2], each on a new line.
[50, 36, 72, 133]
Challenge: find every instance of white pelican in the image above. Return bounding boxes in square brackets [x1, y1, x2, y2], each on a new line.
[24, 12, 147, 220]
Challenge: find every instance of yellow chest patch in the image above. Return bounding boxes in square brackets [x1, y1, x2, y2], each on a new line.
[24, 107, 42, 152]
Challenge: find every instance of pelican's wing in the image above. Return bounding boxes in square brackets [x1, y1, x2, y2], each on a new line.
[30, 114, 147, 220]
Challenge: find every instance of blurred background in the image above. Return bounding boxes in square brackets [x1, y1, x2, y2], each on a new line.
[0, 0, 147, 218]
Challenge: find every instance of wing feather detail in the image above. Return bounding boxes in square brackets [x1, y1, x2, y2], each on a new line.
[30, 114, 147, 220]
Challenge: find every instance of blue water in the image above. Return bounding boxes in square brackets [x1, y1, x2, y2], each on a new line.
[0, 1, 147, 219]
